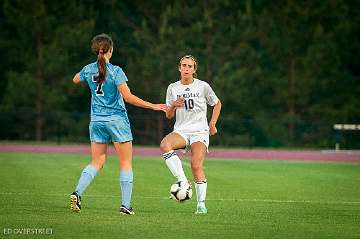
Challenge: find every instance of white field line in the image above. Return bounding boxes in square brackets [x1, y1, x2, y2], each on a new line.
[1, 192, 360, 205]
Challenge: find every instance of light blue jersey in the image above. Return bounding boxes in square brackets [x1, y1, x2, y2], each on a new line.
[79, 62, 128, 122]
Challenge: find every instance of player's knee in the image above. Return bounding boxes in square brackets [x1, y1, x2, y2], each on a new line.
[160, 140, 172, 153]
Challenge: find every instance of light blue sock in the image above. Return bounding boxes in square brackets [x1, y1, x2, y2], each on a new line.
[120, 170, 133, 209]
[75, 164, 98, 196]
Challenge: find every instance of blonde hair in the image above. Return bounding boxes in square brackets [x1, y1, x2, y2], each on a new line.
[179, 55, 198, 78]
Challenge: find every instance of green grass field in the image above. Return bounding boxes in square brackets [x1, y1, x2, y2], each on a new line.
[0, 152, 359, 239]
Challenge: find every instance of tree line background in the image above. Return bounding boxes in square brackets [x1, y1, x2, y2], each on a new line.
[0, 0, 359, 149]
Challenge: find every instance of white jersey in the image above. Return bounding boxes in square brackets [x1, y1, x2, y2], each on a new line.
[166, 78, 219, 134]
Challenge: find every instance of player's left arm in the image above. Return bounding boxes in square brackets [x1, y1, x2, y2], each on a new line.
[72, 73, 81, 84]
[209, 99, 222, 136]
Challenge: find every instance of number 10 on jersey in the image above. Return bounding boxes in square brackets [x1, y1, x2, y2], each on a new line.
[184, 99, 194, 110]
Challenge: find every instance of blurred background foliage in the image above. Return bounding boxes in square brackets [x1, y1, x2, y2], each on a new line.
[0, 0, 359, 148]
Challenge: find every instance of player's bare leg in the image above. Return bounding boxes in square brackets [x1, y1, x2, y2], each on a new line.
[113, 141, 135, 215]
[70, 143, 107, 213]
[191, 142, 208, 214]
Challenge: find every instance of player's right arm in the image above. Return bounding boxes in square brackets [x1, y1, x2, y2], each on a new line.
[118, 83, 166, 112]
[165, 84, 185, 119]
[166, 98, 184, 119]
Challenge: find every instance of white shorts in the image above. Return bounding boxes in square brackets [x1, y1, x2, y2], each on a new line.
[174, 131, 209, 152]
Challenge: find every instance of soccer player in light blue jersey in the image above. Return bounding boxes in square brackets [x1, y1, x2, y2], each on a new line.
[160, 55, 222, 214]
[70, 33, 166, 215]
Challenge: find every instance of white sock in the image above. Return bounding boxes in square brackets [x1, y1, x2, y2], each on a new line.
[162, 150, 187, 182]
[195, 180, 207, 208]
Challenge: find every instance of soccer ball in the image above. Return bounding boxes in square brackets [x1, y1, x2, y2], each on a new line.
[170, 181, 192, 202]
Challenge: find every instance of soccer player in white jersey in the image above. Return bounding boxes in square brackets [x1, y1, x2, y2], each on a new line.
[70, 33, 166, 215]
[160, 55, 222, 214]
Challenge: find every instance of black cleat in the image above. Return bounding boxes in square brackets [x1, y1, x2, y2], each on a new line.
[70, 191, 81, 213]
[119, 205, 135, 215]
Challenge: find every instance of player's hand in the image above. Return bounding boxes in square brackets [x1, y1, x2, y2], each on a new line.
[152, 104, 167, 112]
[172, 98, 185, 108]
[209, 122, 218, 136]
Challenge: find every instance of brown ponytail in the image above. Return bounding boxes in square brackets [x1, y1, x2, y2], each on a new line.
[91, 34, 113, 85]
[97, 51, 106, 84]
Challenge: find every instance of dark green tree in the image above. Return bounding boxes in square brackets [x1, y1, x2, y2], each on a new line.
[1, 0, 95, 140]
